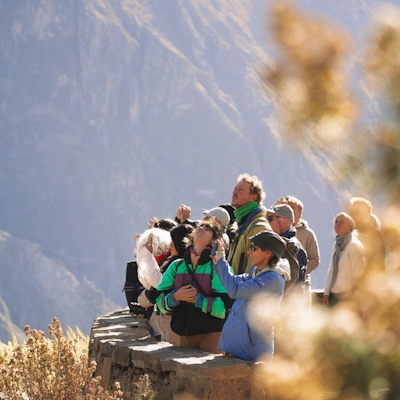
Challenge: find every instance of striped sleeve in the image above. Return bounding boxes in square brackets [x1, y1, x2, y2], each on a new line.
[156, 260, 180, 314]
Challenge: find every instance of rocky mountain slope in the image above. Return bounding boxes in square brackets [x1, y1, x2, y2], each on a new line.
[0, 228, 116, 342]
[0, 0, 379, 341]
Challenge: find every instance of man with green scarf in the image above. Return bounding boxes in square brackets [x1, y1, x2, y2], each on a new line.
[227, 173, 272, 274]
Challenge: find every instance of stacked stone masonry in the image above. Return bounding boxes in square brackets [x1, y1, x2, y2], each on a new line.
[89, 308, 267, 400]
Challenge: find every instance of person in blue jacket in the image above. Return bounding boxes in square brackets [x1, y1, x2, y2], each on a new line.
[211, 230, 290, 362]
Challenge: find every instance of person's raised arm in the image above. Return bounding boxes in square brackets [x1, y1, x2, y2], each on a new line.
[175, 204, 191, 223]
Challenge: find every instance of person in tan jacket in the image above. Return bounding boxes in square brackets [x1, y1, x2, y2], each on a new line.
[275, 196, 320, 274]
[227, 173, 271, 275]
[274, 196, 320, 305]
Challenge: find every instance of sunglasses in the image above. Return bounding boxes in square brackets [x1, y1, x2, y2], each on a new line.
[267, 215, 284, 222]
[250, 243, 258, 252]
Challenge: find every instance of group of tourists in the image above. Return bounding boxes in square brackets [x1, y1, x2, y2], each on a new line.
[130, 173, 385, 362]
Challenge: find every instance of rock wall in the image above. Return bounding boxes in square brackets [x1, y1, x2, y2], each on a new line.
[89, 308, 266, 399]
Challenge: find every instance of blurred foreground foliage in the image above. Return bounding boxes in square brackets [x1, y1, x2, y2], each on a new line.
[256, 1, 400, 399]
[263, 1, 400, 203]
[0, 317, 125, 400]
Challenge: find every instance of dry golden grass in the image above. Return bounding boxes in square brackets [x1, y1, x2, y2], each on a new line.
[0, 317, 125, 400]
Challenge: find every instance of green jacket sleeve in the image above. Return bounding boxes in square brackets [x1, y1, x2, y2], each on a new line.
[156, 260, 179, 314]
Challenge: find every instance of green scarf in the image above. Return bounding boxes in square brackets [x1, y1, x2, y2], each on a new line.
[233, 201, 259, 224]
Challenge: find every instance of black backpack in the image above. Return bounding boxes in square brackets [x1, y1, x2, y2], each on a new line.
[122, 260, 153, 318]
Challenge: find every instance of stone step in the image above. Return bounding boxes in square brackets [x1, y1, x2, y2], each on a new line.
[89, 308, 265, 399]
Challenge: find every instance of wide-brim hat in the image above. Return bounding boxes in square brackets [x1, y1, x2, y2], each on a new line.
[250, 230, 287, 259]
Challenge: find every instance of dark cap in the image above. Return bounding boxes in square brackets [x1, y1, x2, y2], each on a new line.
[267, 204, 294, 224]
[250, 230, 287, 258]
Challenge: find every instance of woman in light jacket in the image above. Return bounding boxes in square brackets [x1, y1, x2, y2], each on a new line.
[323, 212, 365, 306]
[212, 230, 290, 361]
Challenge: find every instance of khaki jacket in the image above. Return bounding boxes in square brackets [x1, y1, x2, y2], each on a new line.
[295, 219, 320, 274]
[227, 207, 271, 275]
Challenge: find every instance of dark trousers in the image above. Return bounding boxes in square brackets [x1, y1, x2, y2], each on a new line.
[329, 291, 349, 307]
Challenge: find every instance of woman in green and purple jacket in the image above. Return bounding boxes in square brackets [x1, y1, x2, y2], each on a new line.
[156, 217, 233, 354]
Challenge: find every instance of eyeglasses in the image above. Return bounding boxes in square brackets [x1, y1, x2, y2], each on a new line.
[267, 215, 284, 222]
[250, 243, 258, 252]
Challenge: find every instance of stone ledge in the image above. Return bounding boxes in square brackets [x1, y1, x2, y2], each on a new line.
[89, 308, 264, 399]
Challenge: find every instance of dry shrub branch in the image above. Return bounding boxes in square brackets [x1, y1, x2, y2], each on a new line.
[256, 1, 400, 399]
[0, 317, 124, 400]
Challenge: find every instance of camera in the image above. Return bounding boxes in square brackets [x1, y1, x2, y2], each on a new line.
[210, 242, 218, 256]
[129, 302, 153, 319]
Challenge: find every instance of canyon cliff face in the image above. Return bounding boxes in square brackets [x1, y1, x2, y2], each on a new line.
[0, 228, 115, 340]
[0, 0, 375, 340]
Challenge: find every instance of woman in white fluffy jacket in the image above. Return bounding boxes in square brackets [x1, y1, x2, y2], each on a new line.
[136, 227, 172, 291]
[136, 224, 194, 343]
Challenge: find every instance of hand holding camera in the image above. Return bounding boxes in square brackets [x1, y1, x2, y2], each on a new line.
[210, 241, 218, 256]
[210, 239, 225, 262]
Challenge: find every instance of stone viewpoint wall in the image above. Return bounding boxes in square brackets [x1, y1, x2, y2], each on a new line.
[89, 292, 325, 399]
[88, 308, 266, 399]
